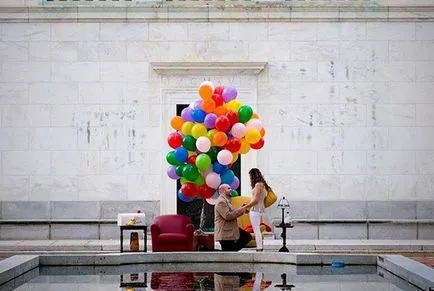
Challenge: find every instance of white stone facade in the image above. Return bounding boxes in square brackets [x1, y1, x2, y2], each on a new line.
[0, 1, 434, 217]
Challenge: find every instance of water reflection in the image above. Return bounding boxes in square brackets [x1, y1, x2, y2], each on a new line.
[120, 272, 147, 289]
[6, 264, 414, 291]
[149, 272, 274, 291]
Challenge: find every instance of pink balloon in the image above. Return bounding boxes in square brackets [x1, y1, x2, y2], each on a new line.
[246, 118, 263, 130]
[231, 122, 246, 139]
[217, 149, 232, 165]
[205, 190, 220, 205]
[206, 172, 221, 189]
[196, 136, 211, 153]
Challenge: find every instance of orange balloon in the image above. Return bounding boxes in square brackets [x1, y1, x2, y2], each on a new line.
[199, 81, 214, 100]
[213, 131, 228, 147]
[202, 99, 216, 113]
[170, 116, 183, 130]
[252, 113, 259, 119]
[215, 106, 228, 116]
[260, 128, 266, 137]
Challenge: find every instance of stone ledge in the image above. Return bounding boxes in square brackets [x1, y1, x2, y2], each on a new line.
[1, 6, 434, 22]
[151, 62, 267, 76]
[377, 255, 434, 291]
[0, 255, 39, 285]
[4, 0, 434, 8]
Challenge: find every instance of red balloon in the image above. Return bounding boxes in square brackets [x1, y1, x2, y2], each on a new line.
[251, 138, 265, 150]
[215, 115, 231, 132]
[212, 93, 224, 107]
[225, 110, 239, 125]
[187, 155, 197, 164]
[167, 132, 183, 149]
[197, 184, 215, 199]
[214, 86, 224, 95]
[181, 183, 197, 198]
[225, 138, 241, 153]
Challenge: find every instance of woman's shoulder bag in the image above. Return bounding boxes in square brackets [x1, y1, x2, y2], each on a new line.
[264, 187, 277, 208]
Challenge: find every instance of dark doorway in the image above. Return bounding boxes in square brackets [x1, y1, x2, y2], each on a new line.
[176, 104, 241, 231]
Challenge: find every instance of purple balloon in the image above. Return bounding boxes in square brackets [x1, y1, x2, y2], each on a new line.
[193, 100, 202, 110]
[167, 166, 179, 180]
[181, 107, 193, 122]
[230, 176, 240, 190]
[203, 113, 217, 129]
[222, 86, 237, 102]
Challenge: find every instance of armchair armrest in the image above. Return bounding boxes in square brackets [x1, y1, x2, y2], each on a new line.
[151, 223, 160, 236]
[185, 223, 194, 251]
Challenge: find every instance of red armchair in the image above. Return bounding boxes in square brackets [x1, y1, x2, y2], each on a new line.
[151, 214, 194, 252]
[151, 272, 194, 290]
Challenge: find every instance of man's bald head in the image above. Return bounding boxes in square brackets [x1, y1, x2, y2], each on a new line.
[218, 184, 231, 196]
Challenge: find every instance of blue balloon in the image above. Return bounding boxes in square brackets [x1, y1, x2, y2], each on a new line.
[174, 147, 188, 163]
[213, 162, 227, 174]
[221, 169, 235, 185]
[192, 109, 206, 123]
[178, 190, 195, 202]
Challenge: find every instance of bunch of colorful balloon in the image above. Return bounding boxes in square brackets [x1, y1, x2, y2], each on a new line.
[166, 81, 265, 203]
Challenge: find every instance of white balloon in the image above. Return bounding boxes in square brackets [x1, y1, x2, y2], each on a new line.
[246, 118, 263, 131]
[196, 136, 211, 153]
[231, 122, 247, 139]
[217, 149, 232, 165]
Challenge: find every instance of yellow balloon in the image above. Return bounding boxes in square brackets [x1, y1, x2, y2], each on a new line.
[207, 129, 217, 143]
[191, 123, 207, 139]
[239, 139, 250, 154]
[232, 152, 239, 163]
[188, 151, 196, 157]
[233, 99, 243, 111]
[245, 128, 261, 144]
[181, 121, 194, 135]
[225, 99, 242, 111]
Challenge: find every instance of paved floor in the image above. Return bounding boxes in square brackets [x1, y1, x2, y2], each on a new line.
[0, 239, 433, 255]
[410, 256, 434, 268]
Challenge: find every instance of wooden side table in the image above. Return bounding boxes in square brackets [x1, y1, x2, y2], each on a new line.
[120, 225, 147, 253]
[193, 232, 214, 251]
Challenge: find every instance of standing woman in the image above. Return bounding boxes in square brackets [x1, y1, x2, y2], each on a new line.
[245, 168, 271, 252]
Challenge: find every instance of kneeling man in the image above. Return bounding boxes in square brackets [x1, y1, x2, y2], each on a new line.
[214, 184, 251, 251]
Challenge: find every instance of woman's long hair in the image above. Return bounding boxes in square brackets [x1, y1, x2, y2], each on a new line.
[248, 168, 271, 191]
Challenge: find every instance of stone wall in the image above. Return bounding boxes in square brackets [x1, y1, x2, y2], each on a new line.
[0, 3, 433, 239]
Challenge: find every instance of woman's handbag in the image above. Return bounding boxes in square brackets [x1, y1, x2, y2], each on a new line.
[264, 188, 277, 208]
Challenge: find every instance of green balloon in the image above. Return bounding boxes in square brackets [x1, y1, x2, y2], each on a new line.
[182, 164, 200, 181]
[175, 164, 185, 176]
[166, 151, 180, 166]
[230, 189, 239, 197]
[194, 175, 205, 186]
[207, 146, 220, 162]
[180, 177, 188, 184]
[182, 135, 196, 151]
[195, 154, 211, 171]
[238, 105, 253, 123]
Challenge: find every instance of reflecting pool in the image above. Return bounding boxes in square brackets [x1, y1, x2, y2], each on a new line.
[5, 263, 421, 291]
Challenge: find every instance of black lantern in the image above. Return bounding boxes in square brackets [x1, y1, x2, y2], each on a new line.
[274, 273, 295, 290]
[276, 196, 292, 252]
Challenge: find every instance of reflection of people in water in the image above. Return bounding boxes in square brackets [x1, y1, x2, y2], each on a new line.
[214, 272, 252, 291]
[252, 272, 262, 291]
[239, 272, 272, 291]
